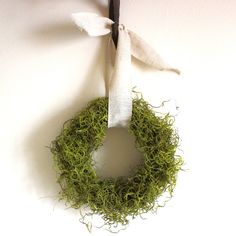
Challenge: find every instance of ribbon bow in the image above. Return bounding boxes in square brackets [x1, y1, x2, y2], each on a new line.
[72, 12, 180, 128]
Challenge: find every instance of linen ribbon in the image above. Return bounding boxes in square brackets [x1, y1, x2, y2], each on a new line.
[72, 12, 180, 128]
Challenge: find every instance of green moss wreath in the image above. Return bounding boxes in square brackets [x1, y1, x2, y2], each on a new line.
[51, 96, 183, 227]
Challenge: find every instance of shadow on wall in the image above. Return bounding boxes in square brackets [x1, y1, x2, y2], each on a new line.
[24, 0, 109, 45]
[28, 22, 86, 45]
[24, 0, 108, 13]
[24, 0, 143, 207]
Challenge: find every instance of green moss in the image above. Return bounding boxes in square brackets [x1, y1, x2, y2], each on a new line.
[51, 96, 183, 229]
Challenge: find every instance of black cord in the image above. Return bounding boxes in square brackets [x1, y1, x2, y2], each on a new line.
[109, 0, 120, 47]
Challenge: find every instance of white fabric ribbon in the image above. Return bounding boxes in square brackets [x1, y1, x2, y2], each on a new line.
[72, 12, 180, 128]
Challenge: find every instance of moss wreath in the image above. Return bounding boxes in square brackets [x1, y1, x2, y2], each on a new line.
[51, 96, 183, 228]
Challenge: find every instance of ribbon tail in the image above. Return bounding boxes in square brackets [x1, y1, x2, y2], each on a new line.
[128, 30, 180, 75]
[71, 12, 114, 37]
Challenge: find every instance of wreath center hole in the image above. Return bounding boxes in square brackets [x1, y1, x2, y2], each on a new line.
[93, 127, 143, 179]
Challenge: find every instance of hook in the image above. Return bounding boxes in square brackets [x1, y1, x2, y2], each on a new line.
[109, 0, 120, 47]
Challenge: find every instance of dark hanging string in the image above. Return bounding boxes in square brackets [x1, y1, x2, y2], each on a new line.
[109, 0, 120, 47]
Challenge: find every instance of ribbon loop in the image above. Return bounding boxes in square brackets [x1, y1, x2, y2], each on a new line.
[108, 25, 132, 127]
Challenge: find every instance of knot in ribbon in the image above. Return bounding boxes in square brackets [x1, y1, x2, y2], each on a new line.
[72, 12, 180, 128]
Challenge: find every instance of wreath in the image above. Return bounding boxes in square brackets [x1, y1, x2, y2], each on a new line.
[51, 97, 183, 227]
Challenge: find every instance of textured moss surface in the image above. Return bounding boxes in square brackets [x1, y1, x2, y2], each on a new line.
[51, 96, 183, 228]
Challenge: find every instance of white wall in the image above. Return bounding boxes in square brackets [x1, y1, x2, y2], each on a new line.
[0, 0, 236, 235]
